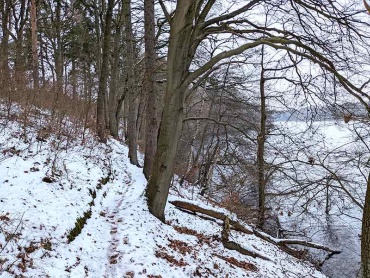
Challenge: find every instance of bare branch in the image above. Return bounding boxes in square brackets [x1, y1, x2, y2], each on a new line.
[202, 0, 263, 27]
[158, 0, 171, 23]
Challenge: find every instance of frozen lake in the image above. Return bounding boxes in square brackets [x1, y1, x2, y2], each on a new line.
[273, 120, 366, 278]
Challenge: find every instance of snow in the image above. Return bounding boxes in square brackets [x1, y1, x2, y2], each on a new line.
[270, 120, 364, 277]
[0, 105, 325, 277]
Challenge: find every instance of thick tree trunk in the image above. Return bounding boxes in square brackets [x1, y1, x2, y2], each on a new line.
[96, 0, 114, 143]
[146, 85, 187, 221]
[361, 173, 370, 277]
[143, 0, 158, 179]
[146, 0, 197, 221]
[146, 0, 264, 221]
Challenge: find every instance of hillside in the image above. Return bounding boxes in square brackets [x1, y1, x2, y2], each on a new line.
[0, 105, 326, 277]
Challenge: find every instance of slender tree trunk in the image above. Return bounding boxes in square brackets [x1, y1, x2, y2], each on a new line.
[146, 1, 197, 222]
[200, 142, 219, 196]
[127, 86, 139, 165]
[0, 0, 3, 72]
[94, 0, 102, 77]
[136, 93, 147, 141]
[123, 98, 129, 140]
[108, 1, 125, 138]
[257, 59, 267, 229]
[108, 25, 121, 138]
[40, 39, 46, 82]
[361, 4, 370, 275]
[143, 0, 158, 179]
[71, 60, 77, 99]
[124, 0, 139, 166]
[96, 0, 114, 143]
[14, 0, 27, 83]
[55, 0, 63, 94]
[15, 32, 25, 75]
[30, 0, 39, 90]
[0, 0, 11, 96]
[361, 173, 370, 277]
[325, 179, 330, 214]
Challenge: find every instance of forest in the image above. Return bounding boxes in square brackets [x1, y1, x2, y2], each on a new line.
[1, 0, 370, 277]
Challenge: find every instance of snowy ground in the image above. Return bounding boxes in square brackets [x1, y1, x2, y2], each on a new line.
[0, 105, 326, 277]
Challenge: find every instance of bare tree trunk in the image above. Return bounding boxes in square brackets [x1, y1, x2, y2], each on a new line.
[96, 0, 114, 143]
[146, 0, 271, 221]
[108, 23, 122, 138]
[55, 0, 63, 94]
[0, 0, 11, 90]
[124, 0, 139, 166]
[71, 60, 77, 99]
[361, 4, 370, 276]
[13, 0, 27, 80]
[136, 92, 147, 141]
[93, 0, 101, 77]
[127, 96, 139, 164]
[146, 1, 197, 222]
[143, 0, 158, 179]
[14, 37, 24, 91]
[361, 173, 370, 277]
[257, 54, 267, 229]
[30, 0, 39, 90]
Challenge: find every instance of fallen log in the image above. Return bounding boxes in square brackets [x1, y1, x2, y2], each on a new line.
[169, 200, 253, 234]
[170, 200, 341, 256]
[253, 229, 341, 254]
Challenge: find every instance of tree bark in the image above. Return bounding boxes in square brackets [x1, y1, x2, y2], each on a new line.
[55, 0, 63, 95]
[365, 0, 370, 14]
[221, 216, 270, 261]
[123, 0, 139, 166]
[93, 0, 102, 77]
[146, 0, 270, 221]
[146, 0, 198, 222]
[0, 0, 11, 71]
[257, 54, 267, 229]
[170, 200, 253, 234]
[143, 0, 158, 179]
[30, 0, 39, 90]
[361, 4, 370, 276]
[171, 200, 341, 255]
[108, 23, 122, 138]
[13, 0, 28, 77]
[361, 173, 370, 277]
[96, 0, 114, 143]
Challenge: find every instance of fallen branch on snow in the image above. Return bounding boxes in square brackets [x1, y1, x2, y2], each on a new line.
[221, 216, 271, 261]
[169, 200, 341, 258]
[252, 229, 341, 254]
[169, 200, 253, 235]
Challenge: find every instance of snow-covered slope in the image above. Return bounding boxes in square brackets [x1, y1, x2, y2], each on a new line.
[0, 107, 325, 277]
